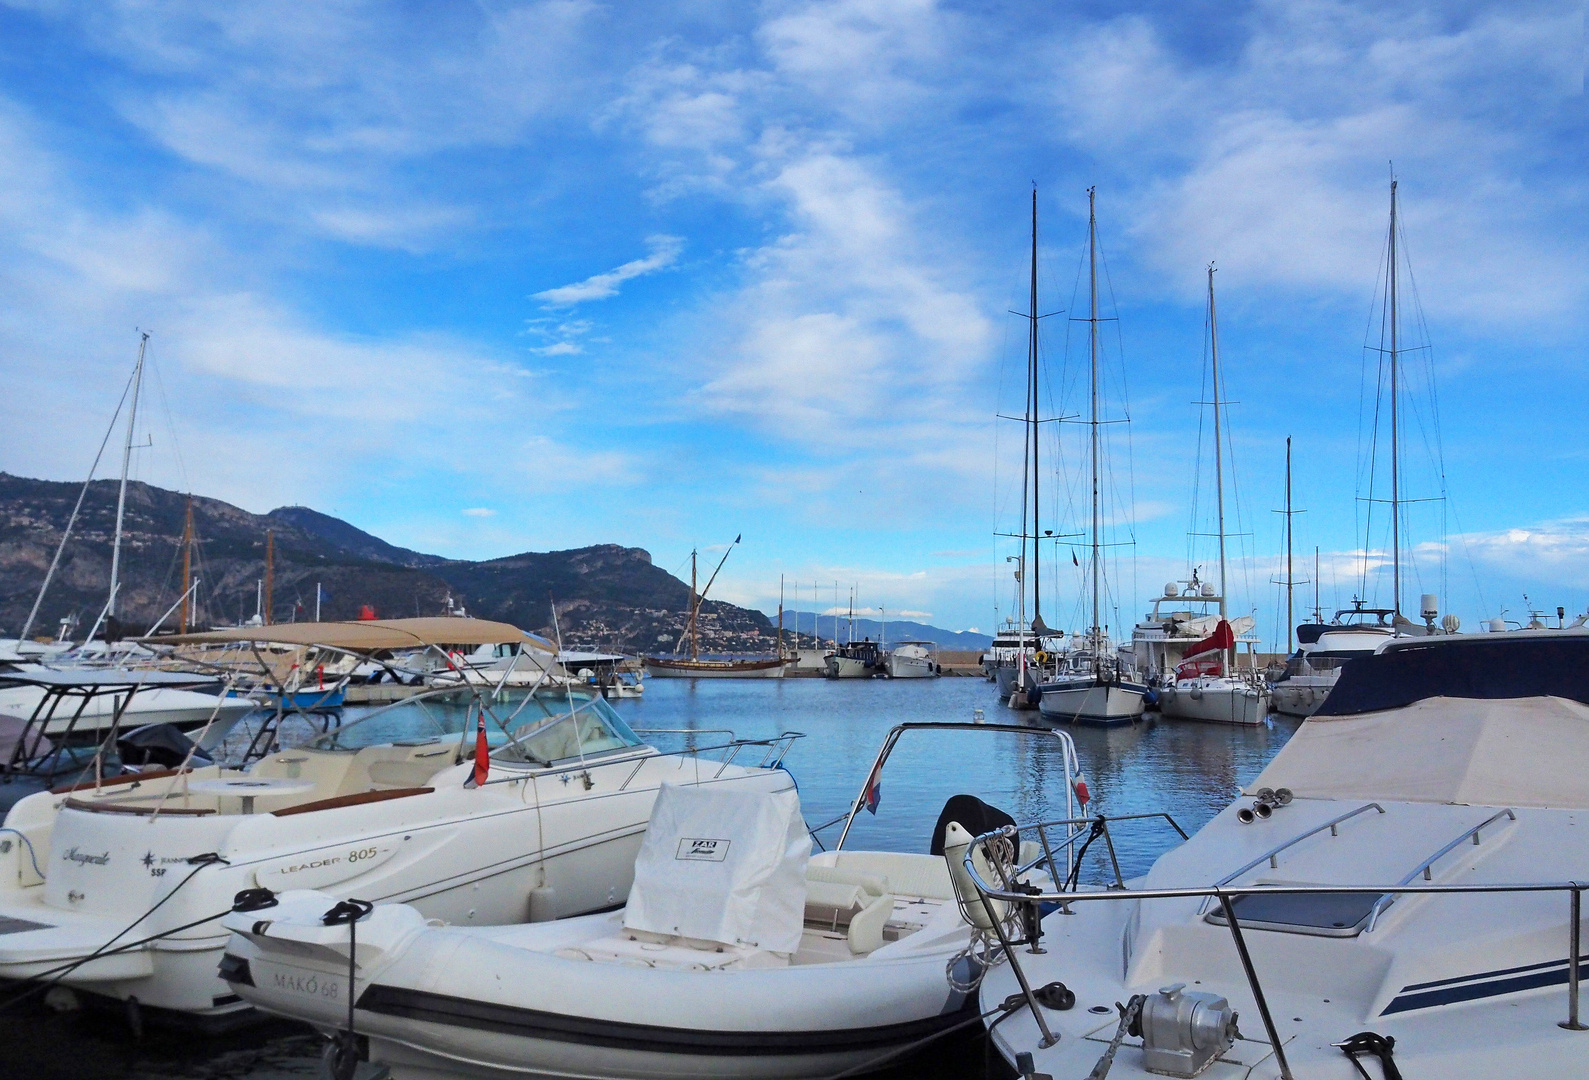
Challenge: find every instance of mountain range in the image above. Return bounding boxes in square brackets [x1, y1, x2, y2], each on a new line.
[0, 473, 983, 654]
[780, 611, 991, 650]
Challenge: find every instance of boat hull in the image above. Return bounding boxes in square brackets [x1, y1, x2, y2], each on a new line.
[641, 659, 786, 679]
[1270, 676, 1332, 717]
[1037, 679, 1147, 726]
[994, 665, 1039, 709]
[1158, 679, 1267, 725]
[884, 656, 937, 679]
[824, 656, 877, 679]
[0, 687, 256, 739]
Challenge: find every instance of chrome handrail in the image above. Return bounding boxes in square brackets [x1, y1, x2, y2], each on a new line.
[1364, 807, 1518, 931]
[962, 822, 1589, 1080]
[1198, 801, 1385, 914]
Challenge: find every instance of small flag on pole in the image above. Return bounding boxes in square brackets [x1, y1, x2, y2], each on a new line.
[472, 709, 490, 787]
[862, 761, 882, 815]
[1072, 550, 1080, 566]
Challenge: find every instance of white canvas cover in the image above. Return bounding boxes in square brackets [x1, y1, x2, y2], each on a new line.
[1247, 695, 1589, 809]
[623, 782, 809, 953]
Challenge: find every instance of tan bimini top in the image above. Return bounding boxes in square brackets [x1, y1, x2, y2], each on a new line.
[146, 616, 555, 656]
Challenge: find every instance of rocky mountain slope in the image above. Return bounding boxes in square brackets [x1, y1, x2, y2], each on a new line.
[0, 473, 780, 653]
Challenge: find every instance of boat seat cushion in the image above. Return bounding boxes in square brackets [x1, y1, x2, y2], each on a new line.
[815, 852, 954, 901]
[555, 933, 789, 971]
[802, 866, 894, 955]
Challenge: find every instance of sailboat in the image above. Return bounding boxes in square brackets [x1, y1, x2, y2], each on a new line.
[1155, 266, 1267, 725]
[1037, 189, 1148, 726]
[993, 190, 1067, 709]
[1270, 179, 1452, 716]
[642, 538, 785, 678]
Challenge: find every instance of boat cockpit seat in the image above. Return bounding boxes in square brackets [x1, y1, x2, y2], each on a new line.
[804, 865, 894, 954]
[338, 742, 459, 794]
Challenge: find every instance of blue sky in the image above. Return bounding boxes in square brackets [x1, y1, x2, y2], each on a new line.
[0, 0, 1583, 643]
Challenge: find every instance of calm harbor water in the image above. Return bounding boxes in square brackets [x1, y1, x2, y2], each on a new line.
[3, 677, 1303, 1080]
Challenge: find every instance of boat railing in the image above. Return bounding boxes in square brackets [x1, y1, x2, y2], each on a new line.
[475, 731, 804, 790]
[1364, 807, 1517, 931]
[1198, 802, 1386, 914]
[960, 821, 1589, 1077]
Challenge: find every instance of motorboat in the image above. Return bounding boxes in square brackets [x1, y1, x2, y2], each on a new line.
[0, 668, 257, 739]
[976, 628, 1589, 1080]
[1270, 602, 1399, 717]
[220, 719, 1083, 1079]
[825, 638, 884, 678]
[884, 641, 939, 679]
[0, 680, 799, 1022]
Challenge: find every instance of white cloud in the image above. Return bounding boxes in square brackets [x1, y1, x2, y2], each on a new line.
[532, 235, 684, 306]
[462, 508, 496, 517]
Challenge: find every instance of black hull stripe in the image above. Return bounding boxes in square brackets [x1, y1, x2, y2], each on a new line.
[1384, 960, 1584, 1015]
[1400, 953, 1589, 993]
[356, 984, 975, 1056]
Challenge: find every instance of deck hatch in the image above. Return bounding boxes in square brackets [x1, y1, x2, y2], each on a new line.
[1205, 891, 1376, 937]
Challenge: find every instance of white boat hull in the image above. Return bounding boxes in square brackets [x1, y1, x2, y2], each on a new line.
[224, 849, 983, 1079]
[0, 686, 256, 739]
[884, 656, 937, 679]
[1158, 678, 1267, 725]
[1038, 679, 1146, 726]
[824, 656, 875, 679]
[0, 747, 791, 1017]
[1270, 674, 1333, 716]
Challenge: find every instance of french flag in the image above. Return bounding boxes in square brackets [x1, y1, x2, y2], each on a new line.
[862, 761, 882, 815]
[472, 709, 490, 787]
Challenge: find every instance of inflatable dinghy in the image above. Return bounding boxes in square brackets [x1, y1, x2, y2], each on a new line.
[222, 783, 1040, 1079]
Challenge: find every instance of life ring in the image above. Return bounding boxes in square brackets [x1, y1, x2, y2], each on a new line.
[1035, 651, 1052, 665]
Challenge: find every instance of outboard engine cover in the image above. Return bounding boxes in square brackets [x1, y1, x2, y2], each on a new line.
[1136, 983, 1238, 1077]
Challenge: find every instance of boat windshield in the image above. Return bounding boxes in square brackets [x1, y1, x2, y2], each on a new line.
[491, 694, 645, 765]
[299, 689, 643, 761]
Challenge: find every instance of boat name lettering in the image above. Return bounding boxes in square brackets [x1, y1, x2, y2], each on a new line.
[62, 847, 109, 866]
[272, 971, 339, 999]
[347, 847, 379, 862]
[274, 856, 342, 876]
[676, 837, 730, 862]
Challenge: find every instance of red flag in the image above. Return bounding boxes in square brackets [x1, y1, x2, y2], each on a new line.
[472, 710, 489, 787]
[1072, 770, 1091, 808]
[1176, 619, 1235, 680]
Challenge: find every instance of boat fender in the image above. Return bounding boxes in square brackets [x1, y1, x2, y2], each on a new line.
[942, 821, 1009, 930]
[527, 886, 557, 923]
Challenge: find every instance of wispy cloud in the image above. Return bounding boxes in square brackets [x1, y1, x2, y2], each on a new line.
[462, 508, 496, 517]
[532, 235, 684, 306]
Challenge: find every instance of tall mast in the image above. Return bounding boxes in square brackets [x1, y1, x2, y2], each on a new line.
[689, 550, 698, 660]
[777, 575, 784, 660]
[264, 529, 274, 625]
[1388, 179, 1401, 617]
[1087, 187, 1101, 674]
[1028, 188, 1044, 633]
[180, 498, 193, 634]
[1208, 265, 1232, 671]
[108, 332, 148, 619]
[1285, 439, 1293, 652]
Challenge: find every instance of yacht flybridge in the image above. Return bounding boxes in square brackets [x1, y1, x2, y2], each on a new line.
[0, 619, 800, 1021]
[976, 629, 1589, 1080]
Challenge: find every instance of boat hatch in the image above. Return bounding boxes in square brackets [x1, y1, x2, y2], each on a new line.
[1205, 889, 1376, 937]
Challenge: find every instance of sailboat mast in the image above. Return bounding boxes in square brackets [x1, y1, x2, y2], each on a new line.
[265, 528, 274, 625]
[1087, 187, 1101, 672]
[108, 332, 148, 619]
[1388, 179, 1401, 617]
[1208, 266, 1228, 623]
[689, 550, 698, 661]
[1285, 438, 1294, 653]
[1029, 188, 1042, 631]
[180, 498, 193, 634]
[777, 575, 784, 660]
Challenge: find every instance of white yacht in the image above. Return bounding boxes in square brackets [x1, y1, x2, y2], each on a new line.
[1270, 602, 1400, 717]
[884, 641, 939, 679]
[0, 679, 798, 1021]
[978, 629, 1589, 1080]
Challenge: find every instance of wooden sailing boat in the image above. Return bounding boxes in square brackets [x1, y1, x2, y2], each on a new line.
[642, 537, 786, 678]
[1036, 188, 1148, 726]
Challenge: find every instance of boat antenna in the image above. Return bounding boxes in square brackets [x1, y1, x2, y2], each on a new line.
[108, 331, 149, 621]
